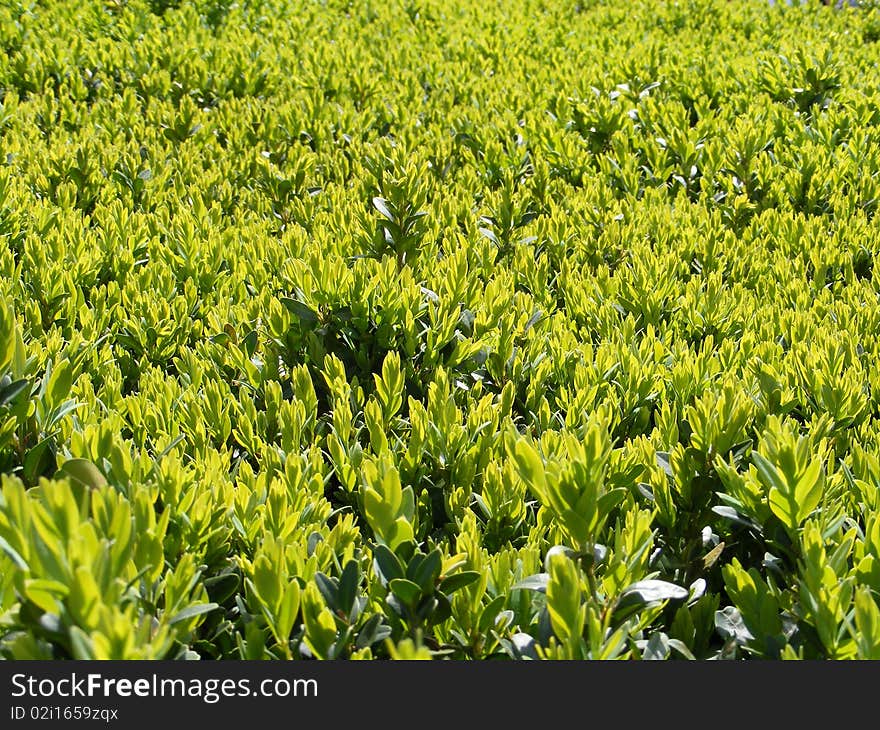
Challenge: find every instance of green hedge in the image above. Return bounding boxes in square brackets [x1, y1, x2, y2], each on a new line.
[2, 0, 880, 659]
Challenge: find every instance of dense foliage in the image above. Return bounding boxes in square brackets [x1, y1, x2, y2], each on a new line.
[2, 0, 880, 660]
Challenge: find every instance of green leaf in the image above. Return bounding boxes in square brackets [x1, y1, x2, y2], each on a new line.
[544, 545, 578, 572]
[356, 614, 391, 650]
[511, 439, 546, 499]
[751, 451, 788, 497]
[23, 437, 55, 483]
[276, 583, 301, 645]
[0, 378, 29, 406]
[46, 359, 73, 408]
[546, 554, 584, 645]
[68, 626, 94, 660]
[438, 571, 481, 595]
[204, 572, 240, 605]
[373, 544, 404, 583]
[280, 298, 319, 326]
[242, 330, 259, 357]
[404, 552, 426, 584]
[478, 595, 507, 633]
[302, 581, 337, 658]
[712, 505, 762, 533]
[47, 399, 84, 429]
[715, 606, 754, 645]
[372, 197, 394, 220]
[512, 573, 550, 593]
[767, 488, 796, 529]
[794, 457, 824, 523]
[58, 458, 107, 491]
[618, 580, 689, 607]
[0, 535, 28, 571]
[0, 298, 15, 373]
[24, 579, 68, 614]
[389, 578, 422, 606]
[656, 451, 674, 477]
[168, 603, 219, 625]
[314, 572, 339, 612]
[337, 560, 360, 616]
[598, 487, 626, 516]
[412, 549, 442, 593]
[252, 554, 280, 609]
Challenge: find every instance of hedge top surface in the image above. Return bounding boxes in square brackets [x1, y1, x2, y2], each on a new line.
[2, 0, 880, 659]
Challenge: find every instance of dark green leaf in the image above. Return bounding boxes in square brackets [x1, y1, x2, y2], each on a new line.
[0, 378, 29, 406]
[280, 298, 319, 326]
[355, 614, 391, 650]
[438, 570, 481, 595]
[314, 572, 339, 612]
[373, 544, 404, 583]
[168, 603, 219, 626]
[389, 578, 422, 606]
[203, 572, 240, 605]
[338, 560, 359, 616]
[412, 549, 442, 593]
[242, 330, 258, 358]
